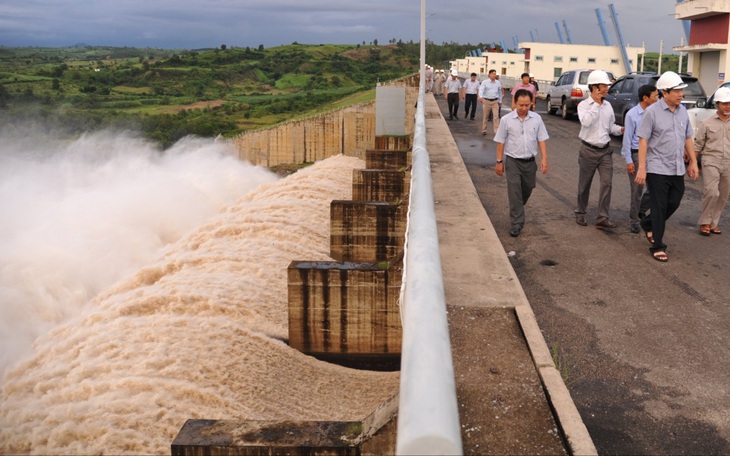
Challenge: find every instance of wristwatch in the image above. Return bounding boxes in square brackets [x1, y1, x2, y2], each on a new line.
[496, 160, 503, 164]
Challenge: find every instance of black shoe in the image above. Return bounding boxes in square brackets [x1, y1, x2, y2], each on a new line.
[575, 214, 587, 226]
[509, 226, 521, 237]
[596, 219, 618, 229]
[630, 222, 640, 233]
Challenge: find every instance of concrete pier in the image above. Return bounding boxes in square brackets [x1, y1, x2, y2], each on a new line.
[329, 201, 405, 263]
[287, 259, 402, 359]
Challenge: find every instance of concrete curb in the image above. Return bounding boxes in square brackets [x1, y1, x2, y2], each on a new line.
[424, 94, 597, 455]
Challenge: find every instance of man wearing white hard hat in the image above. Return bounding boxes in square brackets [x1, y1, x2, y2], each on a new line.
[695, 86, 730, 237]
[635, 71, 699, 262]
[444, 69, 463, 120]
[574, 70, 623, 230]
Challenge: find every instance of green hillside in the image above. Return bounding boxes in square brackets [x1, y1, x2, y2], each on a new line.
[0, 43, 420, 147]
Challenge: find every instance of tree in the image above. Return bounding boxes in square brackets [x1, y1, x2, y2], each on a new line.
[221, 44, 227, 50]
[373, 39, 378, 46]
[258, 44, 264, 51]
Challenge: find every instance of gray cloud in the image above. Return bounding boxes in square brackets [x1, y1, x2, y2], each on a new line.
[0, 0, 686, 52]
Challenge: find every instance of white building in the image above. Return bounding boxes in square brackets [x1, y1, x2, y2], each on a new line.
[450, 42, 643, 84]
[675, 0, 730, 93]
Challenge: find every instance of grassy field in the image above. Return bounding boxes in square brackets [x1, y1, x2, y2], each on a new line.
[0, 43, 418, 147]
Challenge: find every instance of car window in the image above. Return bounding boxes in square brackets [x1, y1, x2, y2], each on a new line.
[608, 79, 624, 94]
[565, 72, 574, 84]
[622, 78, 635, 95]
[684, 80, 705, 97]
[555, 75, 564, 85]
[578, 72, 590, 84]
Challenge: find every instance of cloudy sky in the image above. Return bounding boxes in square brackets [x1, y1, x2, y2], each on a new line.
[0, 0, 688, 53]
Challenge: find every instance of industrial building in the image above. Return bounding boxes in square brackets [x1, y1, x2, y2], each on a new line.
[675, 0, 730, 93]
[450, 42, 643, 83]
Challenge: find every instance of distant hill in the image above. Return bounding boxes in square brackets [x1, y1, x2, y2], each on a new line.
[0, 42, 480, 147]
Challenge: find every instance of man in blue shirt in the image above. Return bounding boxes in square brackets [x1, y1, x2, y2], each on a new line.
[635, 71, 700, 262]
[621, 84, 658, 233]
[494, 89, 549, 237]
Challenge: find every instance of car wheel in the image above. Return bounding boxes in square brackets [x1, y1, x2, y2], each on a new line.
[561, 99, 571, 120]
[546, 96, 557, 115]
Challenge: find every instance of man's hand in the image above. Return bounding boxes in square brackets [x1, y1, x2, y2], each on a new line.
[627, 163, 635, 175]
[495, 162, 504, 176]
[687, 161, 699, 180]
[540, 159, 548, 174]
[635, 168, 646, 185]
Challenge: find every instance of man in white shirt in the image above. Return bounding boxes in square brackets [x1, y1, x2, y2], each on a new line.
[574, 70, 623, 229]
[478, 69, 503, 135]
[462, 73, 481, 121]
[444, 70, 463, 120]
[494, 89, 549, 237]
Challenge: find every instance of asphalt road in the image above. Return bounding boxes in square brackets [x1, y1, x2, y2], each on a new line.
[438, 95, 730, 455]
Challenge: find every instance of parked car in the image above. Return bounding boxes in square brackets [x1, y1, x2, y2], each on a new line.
[605, 72, 707, 125]
[546, 69, 615, 119]
[688, 81, 730, 133]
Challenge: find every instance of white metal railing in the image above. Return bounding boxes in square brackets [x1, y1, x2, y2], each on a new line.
[395, 84, 462, 454]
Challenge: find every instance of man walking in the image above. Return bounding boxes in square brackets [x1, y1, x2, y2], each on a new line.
[494, 89, 549, 237]
[635, 71, 699, 262]
[511, 72, 537, 111]
[574, 70, 623, 229]
[444, 69, 463, 120]
[463, 73, 480, 121]
[478, 69, 502, 135]
[621, 84, 658, 233]
[433, 69, 445, 96]
[695, 86, 730, 236]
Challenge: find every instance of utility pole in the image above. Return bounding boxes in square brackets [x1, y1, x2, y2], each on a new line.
[658, 40, 663, 74]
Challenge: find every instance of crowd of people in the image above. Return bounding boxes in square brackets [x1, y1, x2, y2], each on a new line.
[430, 67, 730, 263]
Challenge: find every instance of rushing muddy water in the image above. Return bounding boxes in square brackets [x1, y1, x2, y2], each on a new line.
[0, 133, 399, 454]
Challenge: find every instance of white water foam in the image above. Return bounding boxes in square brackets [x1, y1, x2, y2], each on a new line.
[0, 131, 279, 377]
[0, 144, 399, 454]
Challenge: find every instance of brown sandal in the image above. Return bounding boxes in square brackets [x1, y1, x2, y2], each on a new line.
[710, 227, 722, 235]
[653, 251, 668, 262]
[700, 224, 711, 236]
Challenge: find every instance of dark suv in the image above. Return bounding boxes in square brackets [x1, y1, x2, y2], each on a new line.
[605, 72, 706, 125]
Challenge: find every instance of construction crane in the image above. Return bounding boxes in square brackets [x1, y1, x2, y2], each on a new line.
[562, 20, 573, 44]
[595, 8, 612, 46]
[608, 3, 633, 74]
[555, 22, 565, 44]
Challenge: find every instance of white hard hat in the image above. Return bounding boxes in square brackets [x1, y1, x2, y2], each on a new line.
[451, 69, 458, 76]
[713, 86, 730, 103]
[586, 70, 611, 85]
[656, 71, 687, 91]
[529, 73, 534, 77]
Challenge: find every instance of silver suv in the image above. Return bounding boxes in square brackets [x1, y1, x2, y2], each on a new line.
[546, 69, 615, 120]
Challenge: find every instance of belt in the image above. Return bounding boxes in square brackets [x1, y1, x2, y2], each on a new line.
[631, 148, 639, 153]
[508, 156, 535, 162]
[581, 140, 609, 150]
[485, 98, 498, 101]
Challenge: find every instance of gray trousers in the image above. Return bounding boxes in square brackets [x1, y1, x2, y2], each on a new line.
[506, 156, 537, 228]
[575, 143, 613, 223]
[628, 152, 651, 223]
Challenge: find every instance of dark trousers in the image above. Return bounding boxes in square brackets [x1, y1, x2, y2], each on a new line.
[506, 156, 537, 229]
[447, 93, 460, 118]
[640, 173, 685, 252]
[575, 143, 613, 222]
[464, 93, 477, 119]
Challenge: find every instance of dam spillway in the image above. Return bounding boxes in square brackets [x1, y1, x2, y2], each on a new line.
[0, 146, 400, 454]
